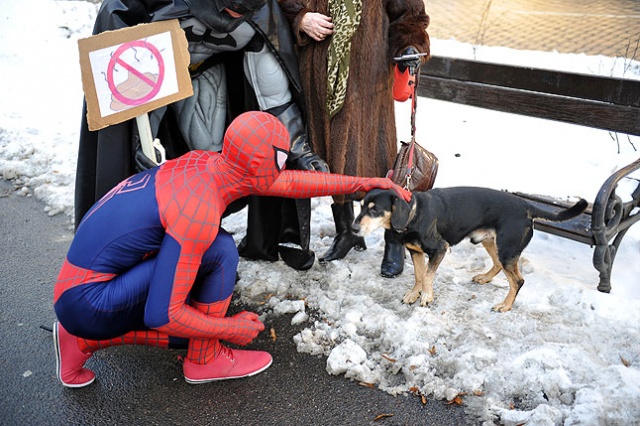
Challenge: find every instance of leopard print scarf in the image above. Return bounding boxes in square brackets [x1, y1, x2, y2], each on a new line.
[326, 0, 362, 118]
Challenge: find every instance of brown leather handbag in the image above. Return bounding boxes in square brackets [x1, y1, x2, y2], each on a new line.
[390, 139, 438, 192]
[389, 72, 438, 192]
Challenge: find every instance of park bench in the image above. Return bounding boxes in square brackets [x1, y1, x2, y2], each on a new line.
[418, 55, 640, 293]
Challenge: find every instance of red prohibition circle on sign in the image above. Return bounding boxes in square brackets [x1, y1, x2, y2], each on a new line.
[107, 40, 165, 106]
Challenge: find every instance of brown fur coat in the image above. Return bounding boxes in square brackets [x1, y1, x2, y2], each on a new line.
[279, 0, 430, 203]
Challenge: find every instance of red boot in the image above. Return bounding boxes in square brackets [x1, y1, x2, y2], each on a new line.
[53, 322, 95, 388]
[183, 345, 272, 384]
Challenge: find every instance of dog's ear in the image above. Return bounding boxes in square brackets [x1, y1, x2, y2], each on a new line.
[390, 194, 412, 230]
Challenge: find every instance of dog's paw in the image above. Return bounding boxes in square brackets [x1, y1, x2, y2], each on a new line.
[472, 273, 492, 284]
[491, 302, 512, 313]
[419, 292, 434, 307]
[402, 290, 420, 305]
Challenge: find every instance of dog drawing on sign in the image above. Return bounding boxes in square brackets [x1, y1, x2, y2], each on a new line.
[352, 187, 588, 312]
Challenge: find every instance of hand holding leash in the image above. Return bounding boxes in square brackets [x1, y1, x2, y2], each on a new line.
[392, 47, 428, 102]
[394, 46, 428, 76]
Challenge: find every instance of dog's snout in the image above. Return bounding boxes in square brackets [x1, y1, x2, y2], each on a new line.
[351, 221, 361, 233]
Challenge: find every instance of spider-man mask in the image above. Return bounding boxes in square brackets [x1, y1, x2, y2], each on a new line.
[220, 111, 290, 192]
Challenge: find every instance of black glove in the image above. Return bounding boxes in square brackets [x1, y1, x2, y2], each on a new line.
[134, 136, 164, 172]
[397, 46, 422, 76]
[135, 144, 158, 172]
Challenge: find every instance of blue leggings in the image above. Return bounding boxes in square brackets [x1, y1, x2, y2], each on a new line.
[54, 230, 238, 341]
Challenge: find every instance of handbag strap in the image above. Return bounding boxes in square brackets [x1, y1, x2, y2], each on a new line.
[402, 74, 420, 188]
[410, 72, 419, 145]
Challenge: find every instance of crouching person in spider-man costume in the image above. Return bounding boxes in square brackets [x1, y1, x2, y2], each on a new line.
[53, 111, 411, 387]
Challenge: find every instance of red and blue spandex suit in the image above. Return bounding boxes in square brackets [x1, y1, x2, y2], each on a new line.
[53, 112, 408, 363]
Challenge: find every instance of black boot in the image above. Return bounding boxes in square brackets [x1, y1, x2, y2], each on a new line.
[380, 229, 405, 278]
[319, 202, 366, 262]
[238, 197, 316, 271]
[238, 196, 281, 262]
[278, 198, 316, 271]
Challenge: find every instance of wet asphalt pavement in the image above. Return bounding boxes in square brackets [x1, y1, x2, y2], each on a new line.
[0, 180, 473, 425]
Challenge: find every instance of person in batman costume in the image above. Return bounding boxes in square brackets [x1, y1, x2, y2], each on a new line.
[75, 0, 328, 271]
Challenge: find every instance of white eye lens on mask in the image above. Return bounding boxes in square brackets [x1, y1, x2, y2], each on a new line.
[275, 147, 288, 172]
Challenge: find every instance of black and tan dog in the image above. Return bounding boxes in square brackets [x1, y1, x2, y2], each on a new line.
[353, 187, 588, 312]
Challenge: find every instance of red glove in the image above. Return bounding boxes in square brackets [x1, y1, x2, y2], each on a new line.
[221, 311, 265, 346]
[391, 182, 413, 202]
[362, 177, 412, 202]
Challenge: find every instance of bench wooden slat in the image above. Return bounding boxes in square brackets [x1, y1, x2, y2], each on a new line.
[418, 76, 640, 136]
[513, 193, 594, 245]
[422, 56, 640, 108]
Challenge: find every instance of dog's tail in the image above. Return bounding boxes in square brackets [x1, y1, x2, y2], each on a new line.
[531, 198, 588, 222]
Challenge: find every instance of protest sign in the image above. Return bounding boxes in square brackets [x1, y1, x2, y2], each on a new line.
[78, 20, 192, 131]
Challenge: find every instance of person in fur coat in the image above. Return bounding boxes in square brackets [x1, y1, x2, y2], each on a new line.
[278, 0, 431, 277]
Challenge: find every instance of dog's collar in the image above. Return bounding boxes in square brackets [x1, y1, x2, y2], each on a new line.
[395, 195, 418, 233]
[408, 196, 418, 222]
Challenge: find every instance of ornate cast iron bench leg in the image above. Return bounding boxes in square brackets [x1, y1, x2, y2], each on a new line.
[591, 159, 640, 293]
